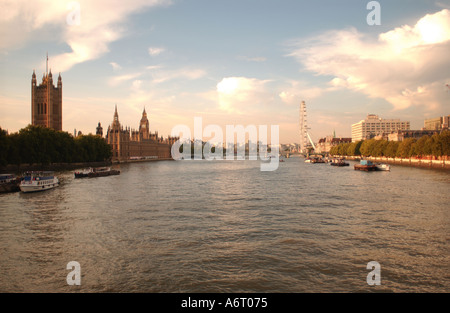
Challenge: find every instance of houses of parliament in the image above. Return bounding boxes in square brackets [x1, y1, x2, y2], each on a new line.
[99, 106, 178, 161]
[31, 59, 176, 161]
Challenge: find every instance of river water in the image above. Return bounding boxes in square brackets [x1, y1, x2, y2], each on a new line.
[0, 157, 448, 292]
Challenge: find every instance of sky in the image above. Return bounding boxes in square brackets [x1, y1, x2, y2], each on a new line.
[0, 0, 449, 144]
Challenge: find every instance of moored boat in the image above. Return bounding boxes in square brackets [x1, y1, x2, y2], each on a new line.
[354, 160, 377, 171]
[0, 174, 21, 193]
[75, 167, 120, 178]
[376, 163, 390, 171]
[19, 171, 59, 193]
[74, 168, 93, 178]
[88, 167, 120, 177]
[330, 158, 349, 167]
[311, 157, 326, 164]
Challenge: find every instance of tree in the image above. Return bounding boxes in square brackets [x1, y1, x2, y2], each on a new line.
[440, 130, 450, 156]
[397, 138, 416, 158]
[0, 125, 112, 166]
[384, 141, 399, 158]
[0, 128, 9, 166]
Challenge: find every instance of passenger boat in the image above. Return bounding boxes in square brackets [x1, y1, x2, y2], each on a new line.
[19, 172, 59, 193]
[354, 160, 377, 171]
[74, 167, 120, 178]
[0, 174, 21, 193]
[376, 163, 390, 171]
[330, 158, 349, 167]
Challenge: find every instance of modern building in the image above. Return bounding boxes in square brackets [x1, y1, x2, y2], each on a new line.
[423, 115, 449, 131]
[31, 67, 62, 131]
[351, 114, 410, 142]
[104, 106, 178, 162]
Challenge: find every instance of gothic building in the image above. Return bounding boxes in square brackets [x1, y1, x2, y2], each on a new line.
[104, 106, 178, 162]
[31, 65, 62, 131]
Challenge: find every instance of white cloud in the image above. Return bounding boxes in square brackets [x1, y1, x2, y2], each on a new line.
[216, 77, 272, 113]
[279, 80, 325, 105]
[108, 72, 142, 86]
[151, 68, 206, 83]
[148, 47, 165, 56]
[110, 62, 122, 71]
[288, 9, 450, 111]
[237, 56, 267, 62]
[0, 0, 172, 71]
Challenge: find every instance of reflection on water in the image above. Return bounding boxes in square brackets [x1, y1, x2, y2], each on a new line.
[0, 158, 449, 292]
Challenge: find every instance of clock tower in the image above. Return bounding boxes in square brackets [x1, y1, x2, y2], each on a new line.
[139, 107, 150, 140]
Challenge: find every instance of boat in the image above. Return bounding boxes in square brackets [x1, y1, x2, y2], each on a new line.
[330, 158, 350, 167]
[74, 168, 93, 178]
[0, 174, 21, 193]
[88, 167, 120, 177]
[311, 157, 326, 164]
[354, 160, 377, 171]
[74, 167, 120, 178]
[75, 167, 120, 178]
[376, 164, 390, 171]
[19, 171, 59, 193]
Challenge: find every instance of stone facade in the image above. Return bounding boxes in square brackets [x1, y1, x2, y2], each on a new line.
[316, 136, 352, 153]
[31, 69, 62, 131]
[104, 106, 178, 162]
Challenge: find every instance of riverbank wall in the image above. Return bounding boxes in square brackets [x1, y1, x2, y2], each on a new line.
[0, 161, 112, 174]
[339, 156, 450, 170]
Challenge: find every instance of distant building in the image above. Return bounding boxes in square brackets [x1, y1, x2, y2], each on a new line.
[316, 136, 352, 153]
[423, 115, 449, 131]
[351, 114, 410, 142]
[388, 129, 441, 142]
[104, 106, 178, 162]
[96, 122, 103, 137]
[31, 66, 62, 131]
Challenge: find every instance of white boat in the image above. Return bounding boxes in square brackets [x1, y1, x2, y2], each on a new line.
[376, 164, 390, 171]
[19, 171, 60, 193]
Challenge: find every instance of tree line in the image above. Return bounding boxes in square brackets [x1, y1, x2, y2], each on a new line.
[329, 130, 450, 158]
[0, 125, 112, 166]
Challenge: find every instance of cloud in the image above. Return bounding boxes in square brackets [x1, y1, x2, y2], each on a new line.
[287, 9, 450, 111]
[237, 56, 267, 62]
[0, 0, 172, 71]
[279, 80, 325, 105]
[110, 62, 122, 71]
[148, 47, 165, 56]
[108, 72, 142, 86]
[216, 77, 272, 113]
[150, 68, 206, 83]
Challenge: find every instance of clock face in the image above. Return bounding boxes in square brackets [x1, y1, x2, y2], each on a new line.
[142, 124, 146, 129]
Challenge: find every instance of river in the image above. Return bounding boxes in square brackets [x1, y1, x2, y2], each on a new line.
[0, 157, 448, 292]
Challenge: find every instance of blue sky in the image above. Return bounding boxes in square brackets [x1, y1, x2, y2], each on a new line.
[1, 0, 449, 143]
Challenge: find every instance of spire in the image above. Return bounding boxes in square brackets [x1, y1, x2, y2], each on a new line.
[142, 106, 147, 118]
[114, 104, 119, 122]
[46, 52, 48, 77]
